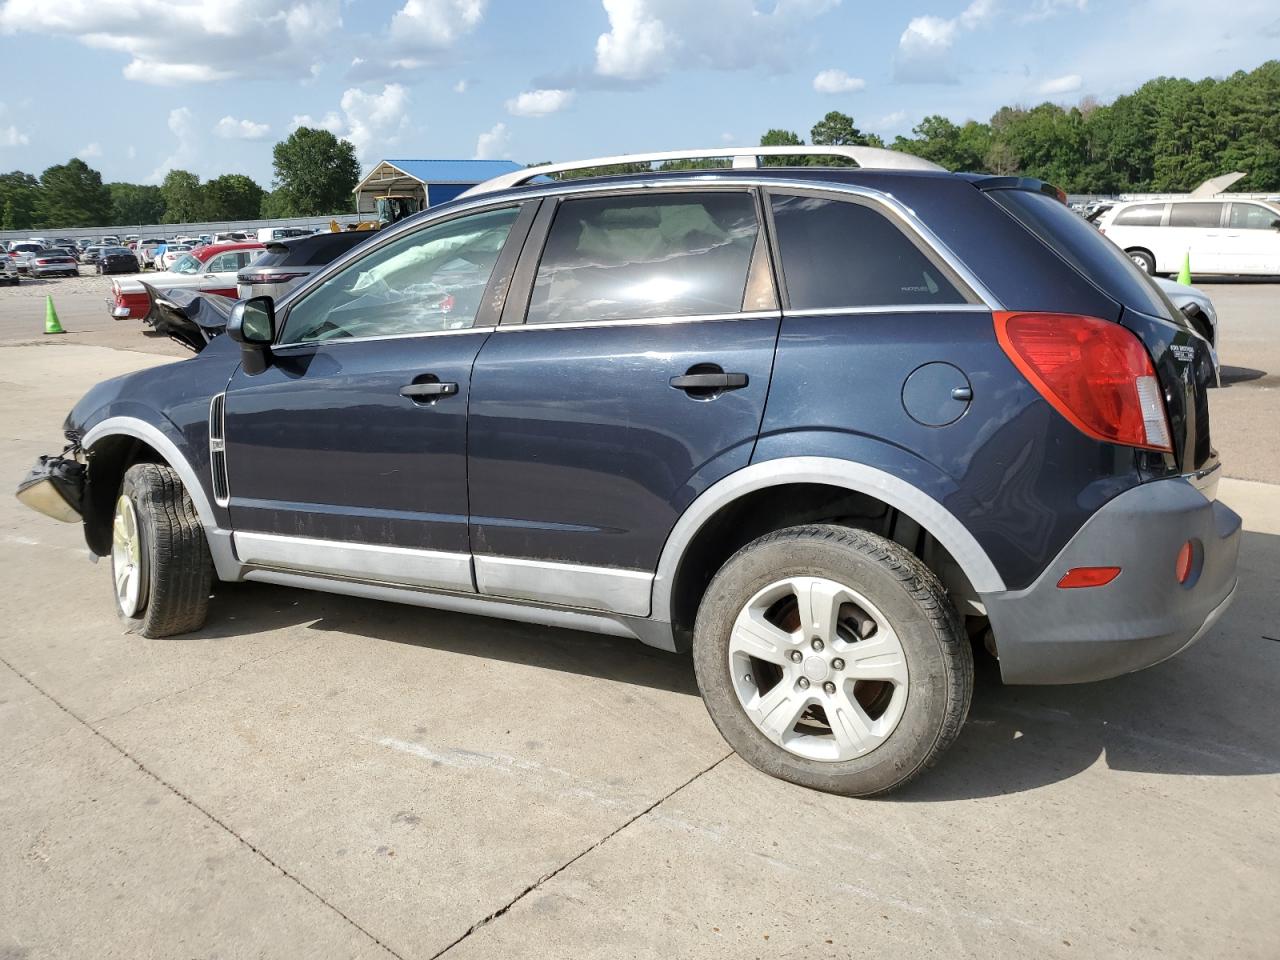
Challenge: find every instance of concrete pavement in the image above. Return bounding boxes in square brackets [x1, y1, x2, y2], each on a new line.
[2, 340, 1278, 959]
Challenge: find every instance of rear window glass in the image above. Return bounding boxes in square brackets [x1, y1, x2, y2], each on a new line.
[1228, 203, 1280, 229]
[527, 191, 759, 325]
[1113, 203, 1164, 227]
[990, 189, 1172, 320]
[1169, 203, 1222, 228]
[769, 194, 967, 309]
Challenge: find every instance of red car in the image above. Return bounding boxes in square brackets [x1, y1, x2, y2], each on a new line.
[109, 242, 264, 321]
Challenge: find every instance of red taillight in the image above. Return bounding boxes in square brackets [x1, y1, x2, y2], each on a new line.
[1057, 566, 1121, 589]
[995, 312, 1172, 452]
[36, 258, 50, 264]
[246, 272, 306, 284]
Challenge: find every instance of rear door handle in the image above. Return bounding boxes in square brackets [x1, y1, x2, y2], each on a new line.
[400, 381, 458, 400]
[670, 372, 748, 391]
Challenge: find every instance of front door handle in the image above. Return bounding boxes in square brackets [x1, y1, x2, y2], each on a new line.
[400, 381, 458, 400]
[670, 372, 748, 391]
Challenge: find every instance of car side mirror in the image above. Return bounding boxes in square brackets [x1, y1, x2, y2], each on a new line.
[1272, 218, 1280, 230]
[227, 296, 275, 375]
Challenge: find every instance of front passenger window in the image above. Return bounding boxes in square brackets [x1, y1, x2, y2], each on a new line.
[279, 206, 520, 344]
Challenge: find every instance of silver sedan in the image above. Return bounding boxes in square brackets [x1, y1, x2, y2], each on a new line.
[24, 250, 80, 278]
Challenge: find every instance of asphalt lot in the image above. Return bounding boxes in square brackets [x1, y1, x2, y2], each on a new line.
[2, 277, 1279, 958]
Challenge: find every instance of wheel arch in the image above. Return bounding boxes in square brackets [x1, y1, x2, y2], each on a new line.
[651, 456, 1006, 642]
[81, 416, 239, 579]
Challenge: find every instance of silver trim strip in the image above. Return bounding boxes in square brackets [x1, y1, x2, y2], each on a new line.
[244, 569, 645, 641]
[474, 555, 653, 617]
[277, 177, 1003, 316]
[651, 456, 1008, 622]
[275, 325, 494, 351]
[235, 532, 474, 593]
[493, 310, 780, 334]
[785, 304, 992, 317]
[81, 416, 241, 580]
[208, 393, 229, 507]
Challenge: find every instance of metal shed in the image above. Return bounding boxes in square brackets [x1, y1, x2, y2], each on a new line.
[353, 159, 524, 217]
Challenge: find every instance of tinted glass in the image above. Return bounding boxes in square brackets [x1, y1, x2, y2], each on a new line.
[1113, 203, 1164, 227]
[990, 188, 1172, 320]
[1168, 203, 1222, 228]
[280, 205, 520, 344]
[769, 194, 966, 309]
[527, 191, 758, 325]
[1228, 202, 1280, 229]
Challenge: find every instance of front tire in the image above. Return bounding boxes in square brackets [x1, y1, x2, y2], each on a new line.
[111, 463, 213, 637]
[692, 524, 972, 797]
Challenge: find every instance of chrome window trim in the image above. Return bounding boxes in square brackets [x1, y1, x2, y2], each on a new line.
[494, 310, 780, 334]
[783, 304, 993, 317]
[277, 176, 1003, 316]
[271, 325, 494, 352]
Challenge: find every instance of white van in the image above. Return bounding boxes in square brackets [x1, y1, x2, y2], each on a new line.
[1098, 198, 1280, 276]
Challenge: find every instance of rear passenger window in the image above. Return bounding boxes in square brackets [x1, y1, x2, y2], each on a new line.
[1169, 203, 1222, 228]
[1113, 204, 1164, 227]
[769, 194, 966, 310]
[527, 192, 758, 325]
[1228, 203, 1280, 229]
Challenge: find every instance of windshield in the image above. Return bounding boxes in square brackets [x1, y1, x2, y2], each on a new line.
[169, 254, 201, 275]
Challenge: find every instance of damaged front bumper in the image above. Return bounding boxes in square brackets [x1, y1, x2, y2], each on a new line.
[15, 454, 86, 523]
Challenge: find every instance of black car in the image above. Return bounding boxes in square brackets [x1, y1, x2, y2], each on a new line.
[16, 146, 1237, 797]
[236, 230, 372, 300]
[96, 246, 139, 275]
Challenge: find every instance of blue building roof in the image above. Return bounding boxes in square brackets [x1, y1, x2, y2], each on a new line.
[378, 159, 523, 184]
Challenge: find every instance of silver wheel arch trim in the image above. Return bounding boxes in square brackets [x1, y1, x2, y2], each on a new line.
[81, 416, 241, 579]
[651, 456, 1007, 621]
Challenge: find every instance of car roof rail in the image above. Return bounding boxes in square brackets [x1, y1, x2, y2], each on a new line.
[459, 145, 946, 198]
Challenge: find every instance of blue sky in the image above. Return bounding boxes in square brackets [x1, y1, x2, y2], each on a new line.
[1, 0, 1277, 187]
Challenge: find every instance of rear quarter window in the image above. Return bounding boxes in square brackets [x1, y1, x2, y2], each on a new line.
[769, 194, 969, 309]
[989, 189, 1173, 321]
[1112, 203, 1164, 227]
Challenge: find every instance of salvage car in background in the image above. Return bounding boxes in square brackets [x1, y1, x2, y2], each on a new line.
[1099, 197, 1280, 276]
[236, 230, 372, 300]
[25, 249, 79, 278]
[110, 241, 264, 321]
[0, 254, 18, 286]
[96, 246, 140, 276]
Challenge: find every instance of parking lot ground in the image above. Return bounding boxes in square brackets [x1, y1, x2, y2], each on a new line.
[3, 322, 1280, 957]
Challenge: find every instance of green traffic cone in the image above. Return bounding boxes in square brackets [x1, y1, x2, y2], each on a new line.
[1177, 251, 1191, 285]
[44, 295, 65, 335]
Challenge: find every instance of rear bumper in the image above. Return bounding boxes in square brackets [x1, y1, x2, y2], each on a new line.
[982, 476, 1241, 684]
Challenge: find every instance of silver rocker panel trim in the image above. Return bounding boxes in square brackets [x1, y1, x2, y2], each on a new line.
[234, 531, 475, 594]
[474, 554, 654, 617]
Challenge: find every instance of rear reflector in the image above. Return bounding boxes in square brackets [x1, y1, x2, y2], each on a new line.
[1057, 566, 1121, 589]
[995, 312, 1173, 452]
[1175, 541, 1194, 584]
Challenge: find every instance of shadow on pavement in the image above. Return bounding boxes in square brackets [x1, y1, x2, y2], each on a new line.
[1218, 365, 1269, 387]
[194, 529, 1279, 799]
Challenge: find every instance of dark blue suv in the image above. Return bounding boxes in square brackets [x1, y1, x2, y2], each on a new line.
[18, 147, 1239, 796]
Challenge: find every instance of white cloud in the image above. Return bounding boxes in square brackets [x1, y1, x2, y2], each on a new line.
[1023, 0, 1087, 21]
[214, 116, 271, 140]
[592, 0, 839, 83]
[1038, 73, 1082, 95]
[294, 84, 410, 162]
[0, 124, 29, 147]
[453, 78, 468, 93]
[813, 68, 865, 94]
[388, 0, 485, 50]
[505, 88, 574, 117]
[0, 0, 344, 85]
[77, 142, 102, 159]
[720, 131, 735, 143]
[875, 110, 907, 129]
[148, 106, 198, 182]
[893, 0, 995, 83]
[473, 121, 510, 160]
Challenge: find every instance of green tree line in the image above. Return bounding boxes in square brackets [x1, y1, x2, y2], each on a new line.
[0, 128, 361, 230]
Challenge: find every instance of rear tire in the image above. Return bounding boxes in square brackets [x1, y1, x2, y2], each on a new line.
[1127, 249, 1156, 275]
[692, 524, 972, 797]
[111, 463, 213, 638]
